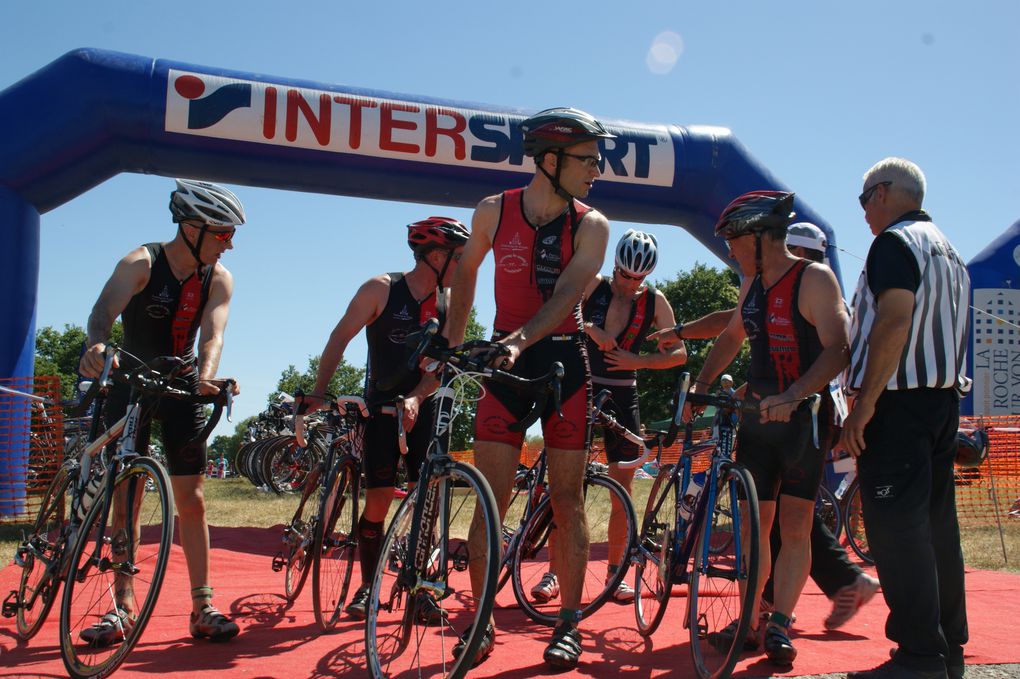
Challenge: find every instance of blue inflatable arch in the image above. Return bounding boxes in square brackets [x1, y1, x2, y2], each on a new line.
[0, 48, 842, 511]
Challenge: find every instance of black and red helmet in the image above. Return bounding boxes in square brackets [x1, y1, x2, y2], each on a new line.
[955, 429, 989, 469]
[407, 216, 470, 252]
[714, 190, 796, 239]
[520, 107, 615, 158]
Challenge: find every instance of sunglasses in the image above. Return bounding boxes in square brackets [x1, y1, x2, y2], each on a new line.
[616, 268, 645, 282]
[858, 181, 891, 208]
[562, 152, 602, 170]
[186, 222, 236, 243]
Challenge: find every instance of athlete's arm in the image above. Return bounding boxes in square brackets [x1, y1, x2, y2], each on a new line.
[604, 289, 686, 370]
[693, 280, 750, 393]
[446, 195, 498, 346]
[648, 308, 735, 350]
[308, 275, 390, 404]
[760, 264, 849, 422]
[196, 265, 238, 396]
[79, 247, 152, 378]
[501, 210, 610, 363]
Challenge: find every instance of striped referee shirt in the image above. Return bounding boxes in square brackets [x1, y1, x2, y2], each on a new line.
[847, 212, 972, 393]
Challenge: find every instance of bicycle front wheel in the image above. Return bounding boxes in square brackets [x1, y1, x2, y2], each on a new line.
[844, 478, 873, 565]
[365, 461, 499, 679]
[633, 464, 677, 637]
[312, 454, 359, 632]
[689, 462, 760, 679]
[511, 472, 636, 625]
[59, 457, 174, 679]
[15, 464, 73, 640]
[282, 461, 320, 603]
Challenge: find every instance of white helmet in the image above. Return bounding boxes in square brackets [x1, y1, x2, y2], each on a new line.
[169, 178, 246, 228]
[786, 222, 827, 255]
[615, 229, 658, 277]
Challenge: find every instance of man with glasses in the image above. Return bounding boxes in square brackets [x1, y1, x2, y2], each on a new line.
[301, 216, 468, 622]
[841, 158, 970, 679]
[78, 179, 244, 644]
[574, 229, 686, 605]
[445, 107, 612, 670]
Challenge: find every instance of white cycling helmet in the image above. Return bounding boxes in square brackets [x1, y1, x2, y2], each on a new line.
[615, 229, 658, 277]
[786, 222, 827, 255]
[169, 178, 246, 228]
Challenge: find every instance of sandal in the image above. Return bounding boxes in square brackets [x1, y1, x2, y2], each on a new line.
[190, 604, 240, 642]
[543, 622, 583, 669]
[763, 614, 797, 666]
[80, 608, 133, 648]
[452, 623, 495, 667]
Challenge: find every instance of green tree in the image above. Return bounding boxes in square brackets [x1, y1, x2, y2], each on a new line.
[208, 415, 257, 469]
[34, 322, 123, 400]
[271, 355, 365, 402]
[636, 263, 749, 424]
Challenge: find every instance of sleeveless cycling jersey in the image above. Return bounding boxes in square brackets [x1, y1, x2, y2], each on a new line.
[120, 242, 213, 363]
[492, 187, 591, 335]
[364, 273, 440, 405]
[582, 276, 656, 382]
[741, 259, 823, 396]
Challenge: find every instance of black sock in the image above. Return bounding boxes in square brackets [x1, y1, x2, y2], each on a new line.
[358, 517, 385, 586]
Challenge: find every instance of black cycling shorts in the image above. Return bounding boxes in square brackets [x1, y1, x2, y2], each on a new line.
[104, 379, 207, 477]
[592, 381, 642, 464]
[363, 395, 435, 489]
[474, 333, 590, 451]
[734, 406, 832, 502]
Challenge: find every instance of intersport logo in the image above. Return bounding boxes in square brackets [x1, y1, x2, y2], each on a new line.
[165, 70, 676, 187]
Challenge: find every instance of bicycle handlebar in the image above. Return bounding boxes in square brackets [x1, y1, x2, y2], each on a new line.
[407, 318, 565, 434]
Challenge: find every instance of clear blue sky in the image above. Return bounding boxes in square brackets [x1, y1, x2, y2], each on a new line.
[3, 1, 1018, 436]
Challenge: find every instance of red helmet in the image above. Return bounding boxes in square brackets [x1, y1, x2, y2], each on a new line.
[714, 191, 796, 239]
[520, 107, 615, 158]
[407, 216, 470, 252]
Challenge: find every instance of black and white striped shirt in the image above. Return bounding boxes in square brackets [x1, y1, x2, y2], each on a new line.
[847, 213, 972, 392]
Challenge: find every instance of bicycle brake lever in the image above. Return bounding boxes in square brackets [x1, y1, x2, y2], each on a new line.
[673, 372, 691, 427]
[806, 393, 821, 449]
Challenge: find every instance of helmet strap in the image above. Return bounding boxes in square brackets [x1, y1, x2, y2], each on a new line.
[178, 223, 206, 269]
[537, 150, 576, 202]
[754, 233, 763, 275]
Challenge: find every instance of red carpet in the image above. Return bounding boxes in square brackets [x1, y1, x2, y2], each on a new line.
[2, 525, 1017, 678]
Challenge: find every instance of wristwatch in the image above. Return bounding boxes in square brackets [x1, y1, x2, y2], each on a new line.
[673, 322, 684, 339]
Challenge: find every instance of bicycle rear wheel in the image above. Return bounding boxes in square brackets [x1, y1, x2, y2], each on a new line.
[365, 461, 499, 679]
[312, 454, 360, 632]
[511, 472, 636, 625]
[844, 478, 873, 565]
[633, 464, 677, 636]
[282, 462, 320, 602]
[59, 457, 174, 679]
[15, 464, 73, 640]
[689, 462, 760, 679]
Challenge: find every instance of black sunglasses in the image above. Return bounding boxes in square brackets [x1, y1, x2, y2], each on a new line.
[858, 181, 891, 208]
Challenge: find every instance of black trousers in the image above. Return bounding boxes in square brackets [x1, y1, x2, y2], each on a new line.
[764, 502, 860, 602]
[858, 388, 968, 672]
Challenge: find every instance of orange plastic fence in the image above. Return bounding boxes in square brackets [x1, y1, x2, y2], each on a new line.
[0, 376, 64, 523]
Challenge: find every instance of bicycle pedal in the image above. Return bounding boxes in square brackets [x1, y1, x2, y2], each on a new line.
[2, 590, 20, 618]
[270, 551, 286, 572]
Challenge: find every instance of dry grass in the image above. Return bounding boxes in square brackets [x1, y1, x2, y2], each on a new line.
[3, 477, 1018, 573]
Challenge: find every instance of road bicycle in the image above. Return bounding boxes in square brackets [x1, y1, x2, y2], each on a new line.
[632, 374, 819, 679]
[364, 319, 562, 679]
[2, 345, 233, 679]
[506, 378, 684, 626]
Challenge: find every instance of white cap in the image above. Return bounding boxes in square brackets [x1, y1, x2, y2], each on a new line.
[720, 374, 733, 384]
[786, 222, 828, 254]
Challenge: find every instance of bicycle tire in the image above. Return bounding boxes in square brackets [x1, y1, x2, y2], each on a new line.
[689, 462, 760, 679]
[15, 464, 74, 640]
[365, 461, 499, 679]
[263, 435, 310, 495]
[312, 453, 359, 632]
[843, 478, 873, 565]
[59, 457, 174, 679]
[511, 472, 636, 626]
[282, 456, 319, 603]
[816, 483, 842, 541]
[633, 464, 678, 636]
